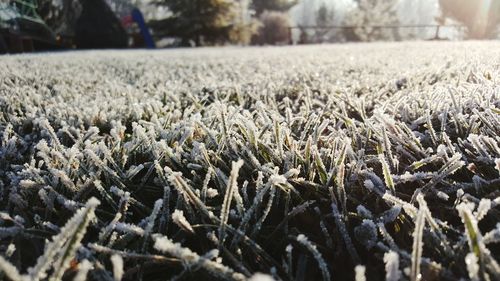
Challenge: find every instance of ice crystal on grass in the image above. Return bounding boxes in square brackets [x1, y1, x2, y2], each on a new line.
[332, 203, 360, 264]
[172, 209, 194, 234]
[111, 254, 124, 281]
[295, 234, 330, 281]
[142, 199, 163, 251]
[379, 153, 395, 194]
[356, 205, 373, 219]
[0, 198, 99, 281]
[354, 220, 378, 249]
[354, 265, 366, 281]
[73, 260, 92, 281]
[219, 160, 244, 245]
[383, 251, 401, 281]
[410, 195, 426, 281]
[0, 255, 25, 281]
[484, 224, 500, 245]
[248, 273, 275, 281]
[153, 235, 246, 281]
[465, 253, 480, 281]
[457, 202, 500, 280]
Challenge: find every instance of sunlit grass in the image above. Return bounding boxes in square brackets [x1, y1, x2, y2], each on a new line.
[0, 41, 499, 280]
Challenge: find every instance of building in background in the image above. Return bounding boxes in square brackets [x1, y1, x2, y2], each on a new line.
[0, 0, 55, 53]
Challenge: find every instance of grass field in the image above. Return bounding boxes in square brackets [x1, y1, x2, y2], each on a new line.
[0, 41, 499, 281]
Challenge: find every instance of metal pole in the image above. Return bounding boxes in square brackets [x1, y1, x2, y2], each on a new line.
[434, 25, 440, 39]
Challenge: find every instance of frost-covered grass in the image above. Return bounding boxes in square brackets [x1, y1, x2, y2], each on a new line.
[0, 41, 499, 281]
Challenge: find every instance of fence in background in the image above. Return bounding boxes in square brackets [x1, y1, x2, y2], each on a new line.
[288, 24, 466, 44]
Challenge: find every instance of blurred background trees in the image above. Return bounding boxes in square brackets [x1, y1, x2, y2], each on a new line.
[228, 0, 260, 45]
[149, 0, 296, 46]
[252, 0, 297, 45]
[254, 11, 290, 45]
[149, 0, 236, 46]
[397, 0, 438, 40]
[314, 3, 336, 42]
[438, 0, 500, 39]
[343, 0, 400, 42]
[251, 0, 297, 16]
[27, 0, 500, 48]
[37, 0, 81, 36]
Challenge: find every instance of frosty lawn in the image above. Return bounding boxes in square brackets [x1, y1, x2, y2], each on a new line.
[0, 42, 499, 281]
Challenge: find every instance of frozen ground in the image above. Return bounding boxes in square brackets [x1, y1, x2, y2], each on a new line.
[0, 42, 499, 280]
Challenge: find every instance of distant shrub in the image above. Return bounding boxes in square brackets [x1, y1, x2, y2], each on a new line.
[342, 0, 400, 42]
[254, 11, 290, 45]
[229, 19, 261, 45]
